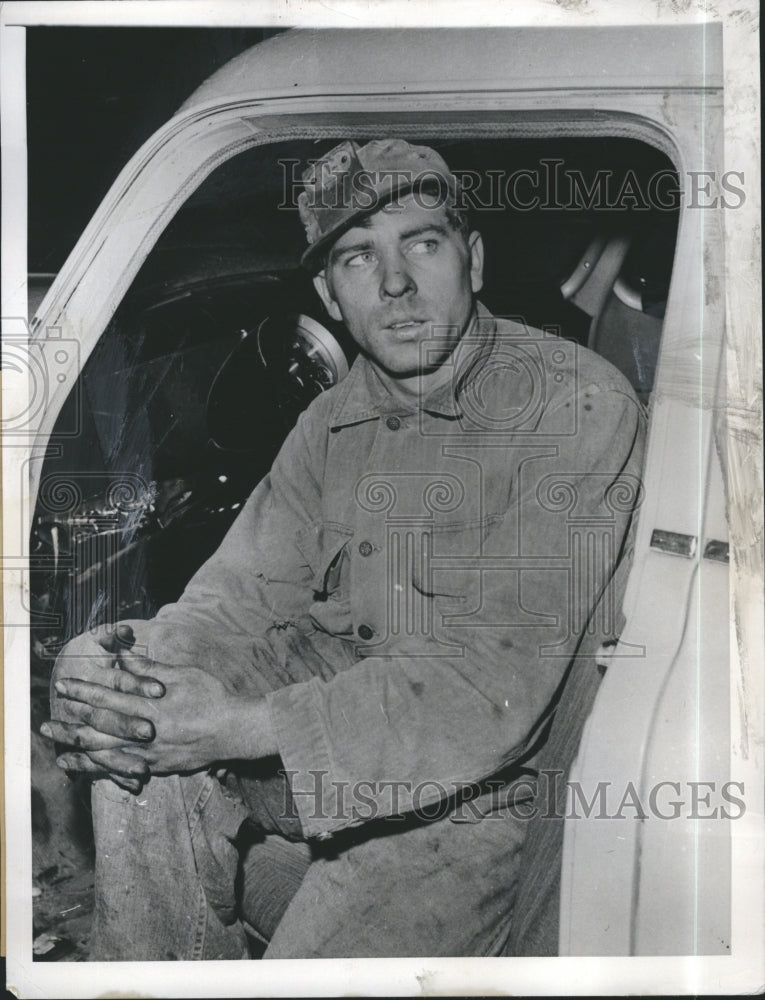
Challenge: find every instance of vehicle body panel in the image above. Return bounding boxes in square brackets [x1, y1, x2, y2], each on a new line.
[179, 26, 723, 105]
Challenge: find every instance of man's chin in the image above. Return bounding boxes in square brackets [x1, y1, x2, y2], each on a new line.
[374, 358, 449, 387]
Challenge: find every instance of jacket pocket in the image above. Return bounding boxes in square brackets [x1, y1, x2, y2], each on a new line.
[296, 522, 354, 635]
[411, 515, 503, 608]
[295, 522, 353, 595]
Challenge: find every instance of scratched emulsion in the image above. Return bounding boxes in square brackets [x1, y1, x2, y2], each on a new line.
[718, 1, 763, 776]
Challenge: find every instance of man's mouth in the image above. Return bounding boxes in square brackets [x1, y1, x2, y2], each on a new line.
[385, 319, 427, 331]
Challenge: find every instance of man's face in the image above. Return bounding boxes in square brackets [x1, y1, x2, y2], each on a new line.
[313, 194, 484, 385]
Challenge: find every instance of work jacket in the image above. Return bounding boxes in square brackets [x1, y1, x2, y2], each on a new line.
[93, 304, 647, 957]
[142, 305, 646, 838]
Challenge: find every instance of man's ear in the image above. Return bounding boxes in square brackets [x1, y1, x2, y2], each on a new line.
[313, 271, 343, 322]
[468, 231, 484, 295]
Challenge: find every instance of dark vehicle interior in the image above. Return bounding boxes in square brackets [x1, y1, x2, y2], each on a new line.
[30, 134, 679, 957]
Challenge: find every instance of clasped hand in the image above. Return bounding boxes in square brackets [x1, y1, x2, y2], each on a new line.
[41, 624, 258, 791]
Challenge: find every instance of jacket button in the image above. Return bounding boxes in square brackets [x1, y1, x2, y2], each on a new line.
[358, 540, 373, 557]
[385, 416, 401, 431]
[357, 624, 374, 640]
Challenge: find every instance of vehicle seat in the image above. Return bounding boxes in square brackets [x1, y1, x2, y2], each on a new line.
[560, 234, 664, 406]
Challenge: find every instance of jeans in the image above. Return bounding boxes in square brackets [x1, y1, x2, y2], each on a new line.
[89, 766, 530, 959]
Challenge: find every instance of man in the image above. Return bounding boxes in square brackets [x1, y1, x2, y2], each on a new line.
[42, 139, 646, 959]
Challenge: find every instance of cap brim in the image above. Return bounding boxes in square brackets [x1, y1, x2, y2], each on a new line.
[300, 178, 458, 272]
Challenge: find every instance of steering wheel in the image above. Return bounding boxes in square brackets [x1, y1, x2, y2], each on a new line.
[207, 313, 350, 452]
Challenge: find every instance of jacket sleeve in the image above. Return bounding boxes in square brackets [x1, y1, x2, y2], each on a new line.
[119, 406, 353, 697]
[267, 379, 647, 838]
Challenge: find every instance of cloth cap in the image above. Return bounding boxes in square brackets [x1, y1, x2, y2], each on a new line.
[298, 138, 460, 270]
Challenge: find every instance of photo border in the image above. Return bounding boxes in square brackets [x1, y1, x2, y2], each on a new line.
[2, 1, 762, 996]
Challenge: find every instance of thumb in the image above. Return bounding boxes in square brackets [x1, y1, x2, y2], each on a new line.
[98, 623, 136, 655]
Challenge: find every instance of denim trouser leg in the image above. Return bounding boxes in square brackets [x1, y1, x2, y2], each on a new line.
[264, 803, 529, 958]
[90, 771, 251, 960]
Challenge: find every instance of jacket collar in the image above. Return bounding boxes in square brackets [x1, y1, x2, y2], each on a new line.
[328, 302, 498, 430]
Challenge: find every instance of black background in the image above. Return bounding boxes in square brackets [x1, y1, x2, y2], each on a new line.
[26, 26, 276, 272]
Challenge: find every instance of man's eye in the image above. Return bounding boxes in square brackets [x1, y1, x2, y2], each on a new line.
[344, 251, 377, 268]
[409, 239, 439, 255]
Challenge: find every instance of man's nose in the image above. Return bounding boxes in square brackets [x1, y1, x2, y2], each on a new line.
[379, 253, 416, 299]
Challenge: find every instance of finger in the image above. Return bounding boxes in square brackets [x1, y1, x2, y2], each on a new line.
[56, 758, 148, 785]
[41, 719, 134, 751]
[98, 623, 136, 654]
[59, 664, 164, 699]
[110, 775, 143, 793]
[48, 695, 155, 742]
[56, 749, 149, 779]
[87, 747, 150, 777]
[53, 678, 158, 726]
[56, 752, 104, 774]
[116, 646, 172, 683]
